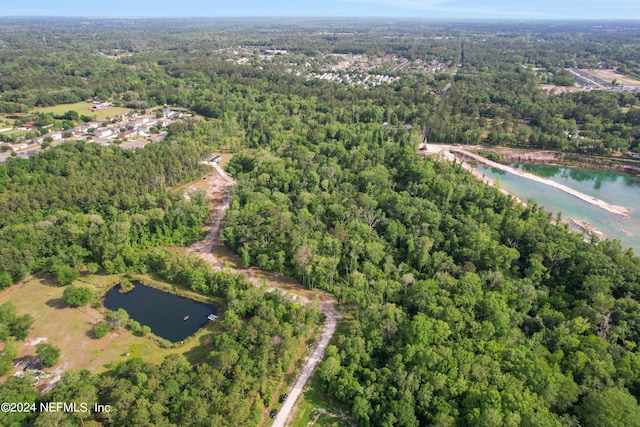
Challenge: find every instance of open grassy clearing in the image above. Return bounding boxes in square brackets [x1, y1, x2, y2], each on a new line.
[31, 101, 133, 121]
[583, 69, 640, 86]
[0, 114, 29, 129]
[289, 374, 352, 427]
[0, 129, 32, 139]
[0, 272, 220, 385]
[288, 312, 352, 427]
[217, 151, 234, 168]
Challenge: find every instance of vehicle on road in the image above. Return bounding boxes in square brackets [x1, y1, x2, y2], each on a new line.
[270, 409, 278, 418]
[279, 393, 288, 403]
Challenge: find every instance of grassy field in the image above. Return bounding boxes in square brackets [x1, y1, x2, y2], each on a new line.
[31, 101, 133, 121]
[621, 105, 640, 114]
[289, 374, 352, 427]
[288, 312, 353, 427]
[584, 69, 640, 86]
[0, 272, 220, 384]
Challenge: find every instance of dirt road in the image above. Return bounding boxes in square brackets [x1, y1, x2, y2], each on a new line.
[189, 164, 340, 426]
[272, 301, 339, 427]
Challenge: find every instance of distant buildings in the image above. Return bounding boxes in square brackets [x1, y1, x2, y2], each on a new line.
[93, 128, 115, 138]
[1, 107, 183, 163]
[91, 102, 113, 111]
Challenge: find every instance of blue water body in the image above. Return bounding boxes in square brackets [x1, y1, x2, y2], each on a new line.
[103, 282, 217, 342]
[476, 164, 640, 253]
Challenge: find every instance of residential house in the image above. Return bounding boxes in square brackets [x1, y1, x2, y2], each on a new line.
[86, 121, 103, 130]
[91, 102, 113, 112]
[117, 129, 138, 139]
[45, 132, 63, 141]
[148, 131, 168, 143]
[120, 140, 145, 150]
[93, 127, 115, 138]
[161, 108, 176, 118]
[70, 124, 91, 135]
[17, 121, 34, 131]
[156, 118, 171, 128]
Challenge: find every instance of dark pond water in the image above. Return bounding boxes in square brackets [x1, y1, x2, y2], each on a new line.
[103, 282, 217, 342]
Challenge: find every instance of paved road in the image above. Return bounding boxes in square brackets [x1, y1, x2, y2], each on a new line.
[189, 164, 340, 426]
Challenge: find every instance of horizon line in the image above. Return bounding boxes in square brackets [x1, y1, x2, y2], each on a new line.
[2, 16, 640, 22]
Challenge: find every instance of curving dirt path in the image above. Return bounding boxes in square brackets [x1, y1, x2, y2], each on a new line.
[189, 162, 340, 426]
[189, 163, 234, 269]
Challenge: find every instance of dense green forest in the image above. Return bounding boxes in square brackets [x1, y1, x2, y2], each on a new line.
[0, 302, 33, 375]
[224, 127, 640, 426]
[2, 18, 640, 153]
[1, 249, 320, 426]
[0, 140, 210, 286]
[1, 18, 640, 426]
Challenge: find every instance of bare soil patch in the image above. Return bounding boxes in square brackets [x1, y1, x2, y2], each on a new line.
[185, 164, 341, 426]
[539, 84, 583, 94]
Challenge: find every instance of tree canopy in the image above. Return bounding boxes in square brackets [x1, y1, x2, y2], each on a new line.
[62, 286, 94, 307]
[1, 17, 640, 426]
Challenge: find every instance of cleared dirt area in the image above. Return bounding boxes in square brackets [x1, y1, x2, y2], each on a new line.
[187, 164, 341, 425]
[539, 84, 584, 94]
[188, 164, 335, 304]
[584, 69, 640, 86]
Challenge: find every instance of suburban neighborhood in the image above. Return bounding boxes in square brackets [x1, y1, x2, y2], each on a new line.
[0, 105, 187, 163]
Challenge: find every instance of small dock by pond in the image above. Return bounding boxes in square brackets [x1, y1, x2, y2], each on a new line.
[104, 282, 218, 343]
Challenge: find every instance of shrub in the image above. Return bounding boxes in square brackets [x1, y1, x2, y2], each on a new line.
[86, 263, 99, 274]
[53, 265, 80, 286]
[93, 322, 110, 338]
[119, 278, 135, 293]
[62, 286, 93, 307]
[36, 343, 60, 367]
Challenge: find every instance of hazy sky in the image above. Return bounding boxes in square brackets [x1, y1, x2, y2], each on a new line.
[2, 0, 640, 20]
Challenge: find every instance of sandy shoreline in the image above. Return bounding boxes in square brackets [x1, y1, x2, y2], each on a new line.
[425, 144, 630, 217]
[422, 144, 624, 240]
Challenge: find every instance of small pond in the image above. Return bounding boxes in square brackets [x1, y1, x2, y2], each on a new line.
[103, 282, 217, 342]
